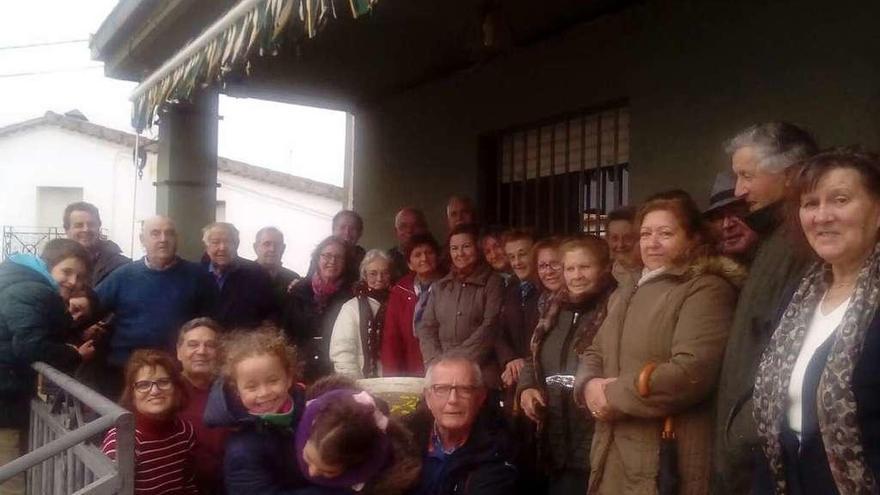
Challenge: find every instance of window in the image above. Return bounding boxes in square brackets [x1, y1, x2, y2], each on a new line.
[216, 200, 227, 222]
[481, 102, 629, 235]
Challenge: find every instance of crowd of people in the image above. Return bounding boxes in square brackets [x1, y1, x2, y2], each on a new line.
[1, 120, 879, 495]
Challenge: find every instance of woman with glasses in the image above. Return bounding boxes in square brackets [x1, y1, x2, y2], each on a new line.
[329, 249, 394, 379]
[282, 236, 355, 382]
[102, 349, 197, 494]
[518, 235, 616, 495]
[417, 224, 505, 388]
[532, 238, 564, 312]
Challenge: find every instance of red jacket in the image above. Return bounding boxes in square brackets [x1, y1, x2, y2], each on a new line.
[381, 272, 425, 376]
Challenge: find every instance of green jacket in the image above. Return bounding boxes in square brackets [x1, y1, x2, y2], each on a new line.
[0, 258, 80, 427]
[713, 204, 810, 494]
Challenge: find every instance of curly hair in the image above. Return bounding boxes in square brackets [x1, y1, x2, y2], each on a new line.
[220, 326, 299, 386]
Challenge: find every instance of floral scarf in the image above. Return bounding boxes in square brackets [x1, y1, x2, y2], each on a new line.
[754, 243, 880, 494]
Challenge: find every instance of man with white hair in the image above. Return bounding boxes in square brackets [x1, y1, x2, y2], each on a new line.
[201, 222, 277, 329]
[253, 226, 301, 302]
[713, 122, 818, 494]
[408, 353, 516, 495]
[95, 216, 217, 397]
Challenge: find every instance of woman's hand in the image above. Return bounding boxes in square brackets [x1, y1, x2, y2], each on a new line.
[519, 388, 546, 423]
[584, 377, 617, 421]
[501, 358, 526, 387]
[76, 340, 96, 361]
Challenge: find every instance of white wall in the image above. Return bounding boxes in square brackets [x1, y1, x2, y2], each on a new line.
[217, 173, 340, 275]
[0, 124, 341, 271]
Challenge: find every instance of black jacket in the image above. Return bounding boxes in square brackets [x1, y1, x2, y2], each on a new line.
[202, 256, 279, 329]
[281, 277, 351, 382]
[495, 280, 540, 367]
[204, 380, 309, 495]
[91, 239, 130, 286]
[407, 401, 518, 495]
[0, 260, 81, 427]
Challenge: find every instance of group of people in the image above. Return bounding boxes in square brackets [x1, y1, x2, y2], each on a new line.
[1, 119, 879, 495]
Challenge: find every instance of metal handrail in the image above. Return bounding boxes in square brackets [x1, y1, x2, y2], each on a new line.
[0, 362, 134, 494]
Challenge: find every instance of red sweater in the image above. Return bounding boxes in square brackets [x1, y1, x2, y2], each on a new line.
[179, 379, 230, 493]
[102, 414, 198, 495]
[381, 272, 426, 376]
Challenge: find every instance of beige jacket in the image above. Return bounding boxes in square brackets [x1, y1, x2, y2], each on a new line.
[575, 256, 745, 495]
[416, 264, 504, 386]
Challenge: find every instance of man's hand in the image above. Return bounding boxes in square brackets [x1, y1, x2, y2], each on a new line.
[82, 322, 107, 341]
[76, 340, 96, 361]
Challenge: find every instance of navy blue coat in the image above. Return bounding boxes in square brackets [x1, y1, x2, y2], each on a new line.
[202, 256, 278, 329]
[754, 308, 880, 494]
[204, 381, 309, 495]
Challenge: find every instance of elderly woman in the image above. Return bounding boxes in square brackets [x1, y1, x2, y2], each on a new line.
[382, 233, 442, 377]
[518, 235, 616, 495]
[329, 249, 393, 379]
[0, 239, 96, 491]
[575, 193, 744, 494]
[283, 235, 354, 382]
[417, 224, 504, 388]
[753, 149, 880, 494]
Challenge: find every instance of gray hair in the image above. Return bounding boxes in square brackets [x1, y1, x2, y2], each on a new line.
[255, 226, 284, 243]
[202, 222, 240, 245]
[424, 352, 484, 388]
[724, 121, 818, 174]
[359, 248, 392, 280]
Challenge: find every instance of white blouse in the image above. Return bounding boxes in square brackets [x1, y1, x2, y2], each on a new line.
[786, 293, 851, 436]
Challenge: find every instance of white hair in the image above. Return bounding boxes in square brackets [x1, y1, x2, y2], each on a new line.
[724, 122, 817, 174]
[359, 249, 392, 280]
[201, 222, 240, 245]
[424, 353, 484, 388]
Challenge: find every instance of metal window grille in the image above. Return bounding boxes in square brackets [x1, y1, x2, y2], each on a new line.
[482, 102, 629, 235]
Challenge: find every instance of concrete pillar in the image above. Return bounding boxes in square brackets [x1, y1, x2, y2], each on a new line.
[156, 89, 218, 260]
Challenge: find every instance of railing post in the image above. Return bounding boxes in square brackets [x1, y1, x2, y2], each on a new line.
[113, 412, 135, 495]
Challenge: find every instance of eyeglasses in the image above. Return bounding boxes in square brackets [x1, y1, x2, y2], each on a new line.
[536, 262, 562, 272]
[133, 378, 173, 393]
[320, 253, 344, 262]
[428, 384, 480, 399]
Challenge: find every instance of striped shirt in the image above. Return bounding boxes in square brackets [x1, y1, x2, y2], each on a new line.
[102, 415, 198, 495]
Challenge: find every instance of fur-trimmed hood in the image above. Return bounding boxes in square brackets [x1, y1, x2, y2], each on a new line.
[684, 255, 748, 289]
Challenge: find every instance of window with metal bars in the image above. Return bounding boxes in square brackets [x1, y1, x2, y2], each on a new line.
[480, 101, 630, 236]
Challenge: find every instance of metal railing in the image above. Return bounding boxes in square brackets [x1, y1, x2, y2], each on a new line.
[2, 226, 65, 261]
[0, 362, 134, 495]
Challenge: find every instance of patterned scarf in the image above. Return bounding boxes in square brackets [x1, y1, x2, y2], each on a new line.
[754, 242, 880, 494]
[311, 274, 343, 312]
[354, 282, 389, 377]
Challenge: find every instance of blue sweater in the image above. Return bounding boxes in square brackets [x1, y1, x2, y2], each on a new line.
[96, 257, 217, 365]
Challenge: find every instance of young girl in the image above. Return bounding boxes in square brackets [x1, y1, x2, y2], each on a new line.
[101, 349, 197, 495]
[203, 326, 310, 494]
[295, 377, 421, 495]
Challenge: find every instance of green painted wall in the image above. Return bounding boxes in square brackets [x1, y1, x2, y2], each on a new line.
[353, 0, 880, 248]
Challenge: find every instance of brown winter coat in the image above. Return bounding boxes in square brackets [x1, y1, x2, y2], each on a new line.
[416, 263, 504, 388]
[575, 256, 745, 495]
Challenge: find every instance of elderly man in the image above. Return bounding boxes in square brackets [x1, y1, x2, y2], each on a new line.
[408, 353, 516, 495]
[95, 216, 217, 396]
[176, 317, 229, 494]
[63, 202, 129, 285]
[253, 226, 301, 301]
[388, 207, 429, 279]
[332, 210, 366, 263]
[445, 195, 476, 232]
[704, 171, 759, 261]
[202, 222, 277, 329]
[713, 122, 817, 494]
